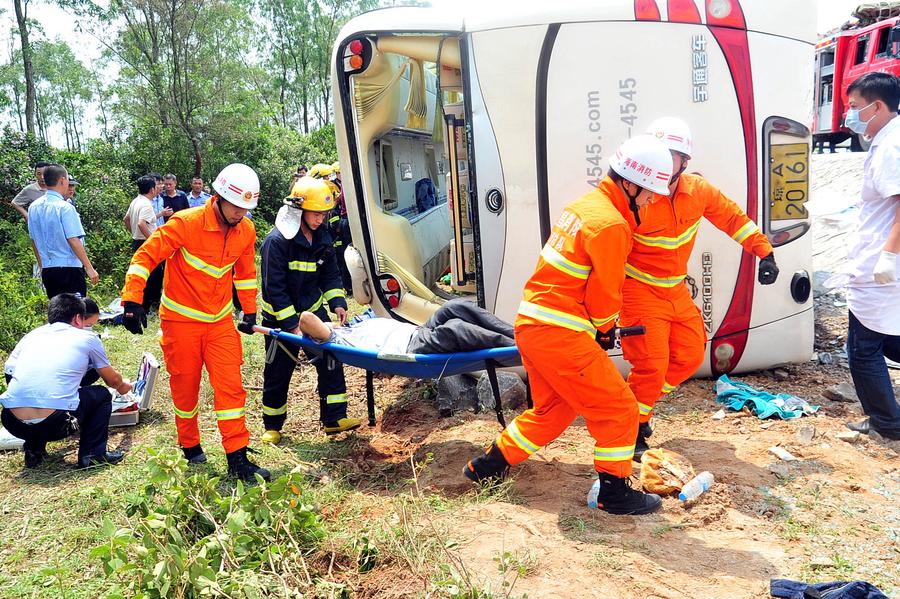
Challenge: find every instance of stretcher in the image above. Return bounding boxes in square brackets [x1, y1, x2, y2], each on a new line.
[252, 325, 526, 427]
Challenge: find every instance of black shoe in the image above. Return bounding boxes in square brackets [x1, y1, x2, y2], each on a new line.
[846, 419, 871, 435]
[463, 443, 510, 484]
[24, 448, 47, 469]
[76, 450, 125, 469]
[182, 444, 207, 464]
[226, 447, 271, 483]
[595, 472, 662, 515]
[633, 422, 653, 462]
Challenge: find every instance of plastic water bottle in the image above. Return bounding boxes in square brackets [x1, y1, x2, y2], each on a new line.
[678, 471, 714, 501]
[587, 479, 601, 509]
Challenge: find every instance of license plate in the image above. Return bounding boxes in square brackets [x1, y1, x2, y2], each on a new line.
[770, 143, 809, 221]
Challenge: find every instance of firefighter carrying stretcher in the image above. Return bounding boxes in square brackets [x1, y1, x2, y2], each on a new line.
[622, 117, 778, 460]
[464, 135, 674, 516]
[120, 163, 270, 482]
[259, 176, 356, 443]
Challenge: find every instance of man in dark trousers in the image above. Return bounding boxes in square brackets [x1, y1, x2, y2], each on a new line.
[259, 176, 355, 443]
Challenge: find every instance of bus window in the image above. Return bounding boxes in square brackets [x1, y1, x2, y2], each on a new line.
[854, 34, 870, 64]
[875, 27, 891, 57]
[891, 26, 900, 57]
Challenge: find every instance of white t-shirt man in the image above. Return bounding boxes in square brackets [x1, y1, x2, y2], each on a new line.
[330, 318, 419, 355]
[847, 116, 900, 335]
[126, 194, 158, 241]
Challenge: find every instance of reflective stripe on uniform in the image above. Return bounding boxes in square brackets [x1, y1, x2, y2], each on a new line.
[661, 382, 677, 394]
[731, 221, 759, 244]
[216, 407, 245, 421]
[539, 245, 591, 280]
[127, 264, 150, 280]
[180, 248, 234, 279]
[334, 240, 343, 247]
[638, 402, 653, 416]
[307, 295, 324, 313]
[329, 215, 339, 224]
[233, 278, 257, 290]
[263, 404, 287, 416]
[173, 404, 200, 419]
[633, 219, 701, 249]
[590, 312, 619, 330]
[261, 300, 297, 320]
[161, 294, 233, 323]
[325, 393, 347, 404]
[517, 301, 595, 335]
[505, 420, 541, 455]
[594, 445, 636, 461]
[624, 263, 686, 288]
[288, 261, 317, 272]
[323, 288, 345, 302]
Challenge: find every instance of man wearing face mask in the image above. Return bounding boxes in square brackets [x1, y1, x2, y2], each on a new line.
[842, 73, 900, 441]
[464, 136, 671, 516]
[119, 163, 270, 483]
[620, 117, 778, 460]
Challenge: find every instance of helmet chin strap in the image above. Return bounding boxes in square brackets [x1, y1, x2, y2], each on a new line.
[624, 184, 642, 227]
[217, 198, 238, 228]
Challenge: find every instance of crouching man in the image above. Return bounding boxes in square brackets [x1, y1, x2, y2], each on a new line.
[0, 294, 131, 469]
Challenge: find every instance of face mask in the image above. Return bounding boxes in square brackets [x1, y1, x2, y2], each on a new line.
[845, 102, 876, 135]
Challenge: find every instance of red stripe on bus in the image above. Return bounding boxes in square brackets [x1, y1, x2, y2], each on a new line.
[634, 0, 661, 21]
[667, 0, 701, 23]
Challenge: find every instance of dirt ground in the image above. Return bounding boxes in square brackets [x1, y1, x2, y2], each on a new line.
[295, 152, 898, 598]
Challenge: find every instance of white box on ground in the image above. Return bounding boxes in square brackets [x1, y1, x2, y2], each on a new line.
[109, 353, 159, 428]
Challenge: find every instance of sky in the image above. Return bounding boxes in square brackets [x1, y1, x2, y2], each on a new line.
[0, 0, 879, 145]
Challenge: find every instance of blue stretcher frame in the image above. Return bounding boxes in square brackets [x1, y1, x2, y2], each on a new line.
[253, 325, 527, 428]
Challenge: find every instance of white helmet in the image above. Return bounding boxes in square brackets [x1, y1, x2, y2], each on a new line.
[609, 135, 673, 196]
[213, 163, 260, 209]
[646, 117, 693, 158]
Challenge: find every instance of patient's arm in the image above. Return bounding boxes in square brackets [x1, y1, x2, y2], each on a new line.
[299, 311, 336, 341]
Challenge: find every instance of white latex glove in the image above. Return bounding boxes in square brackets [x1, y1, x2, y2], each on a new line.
[873, 250, 897, 284]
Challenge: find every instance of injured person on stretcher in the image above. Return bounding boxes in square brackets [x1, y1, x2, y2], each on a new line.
[299, 298, 515, 355]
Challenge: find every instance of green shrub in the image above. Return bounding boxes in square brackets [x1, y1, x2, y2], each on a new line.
[92, 449, 325, 598]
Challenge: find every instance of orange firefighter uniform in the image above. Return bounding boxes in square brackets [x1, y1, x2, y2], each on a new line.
[620, 173, 773, 422]
[121, 199, 258, 453]
[492, 178, 640, 478]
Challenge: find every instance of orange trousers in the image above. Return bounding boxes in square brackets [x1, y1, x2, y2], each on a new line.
[159, 318, 250, 453]
[619, 278, 706, 423]
[494, 324, 638, 478]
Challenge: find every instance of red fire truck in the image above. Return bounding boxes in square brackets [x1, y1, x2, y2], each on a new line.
[813, 12, 900, 152]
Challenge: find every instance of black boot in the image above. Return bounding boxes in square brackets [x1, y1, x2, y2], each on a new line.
[182, 444, 207, 464]
[226, 447, 271, 483]
[633, 421, 653, 462]
[463, 443, 509, 484]
[595, 472, 662, 515]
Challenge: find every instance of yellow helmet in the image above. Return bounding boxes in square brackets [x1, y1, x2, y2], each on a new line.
[286, 176, 335, 212]
[330, 162, 341, 175]
[308, 163, 333, 180]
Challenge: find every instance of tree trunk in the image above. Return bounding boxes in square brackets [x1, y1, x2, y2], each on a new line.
[191, 136, 202, 178]
[13, 0, 36, 136]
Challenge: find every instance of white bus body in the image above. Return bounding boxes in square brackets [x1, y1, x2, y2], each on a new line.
[332, 0, 816, 376]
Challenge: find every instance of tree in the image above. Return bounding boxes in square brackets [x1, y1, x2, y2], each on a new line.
[12, 0, 36, 136]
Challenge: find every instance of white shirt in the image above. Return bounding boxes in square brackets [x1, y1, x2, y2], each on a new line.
[126, 194, 158, 240]
[331, 318, 419, 355]
[847, 115, 900, 335]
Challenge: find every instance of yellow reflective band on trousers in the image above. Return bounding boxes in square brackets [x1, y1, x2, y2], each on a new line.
[263, 404, 287, 416]
[633, 219, 700, 249]
[233, 278, 257, 290]
[127, 264, 150, 280]
[326, 393, 347, 404]
[517, 301, 595, 335]
[505, 420, 541, 455]
[594, 445, 635, 461]
[261, 300, 297, 320]
[216, 407, 245, 421]
[173, 404, 200, 419]
[661, 382, 677, 394]
[638, 402, 653, 416]
[731, 221, 759, 244]
[180, 247, 234, 279]
[288, 260, 317, 272]
[323, 288, 345, 302]
[624, 263, 686, 288]
[539, 245, 591, 280]
[162, 294, 233, 323]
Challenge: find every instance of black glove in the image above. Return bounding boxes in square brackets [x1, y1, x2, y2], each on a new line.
[758, 253, 779, 285]
[595, 329, 615, 350]
[122, 301, 146, 335]
[237, 313, 257, 335]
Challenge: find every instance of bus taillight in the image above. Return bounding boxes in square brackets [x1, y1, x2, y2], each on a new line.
[343, 37, 370, 73]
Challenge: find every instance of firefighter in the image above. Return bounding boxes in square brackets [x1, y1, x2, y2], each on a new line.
[622, 117, 779, 459]
[259, 176, 356, 443]
[464, 135, 673, 515]
[310, 162, 353, 293]
[120, 163, 269, 482]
